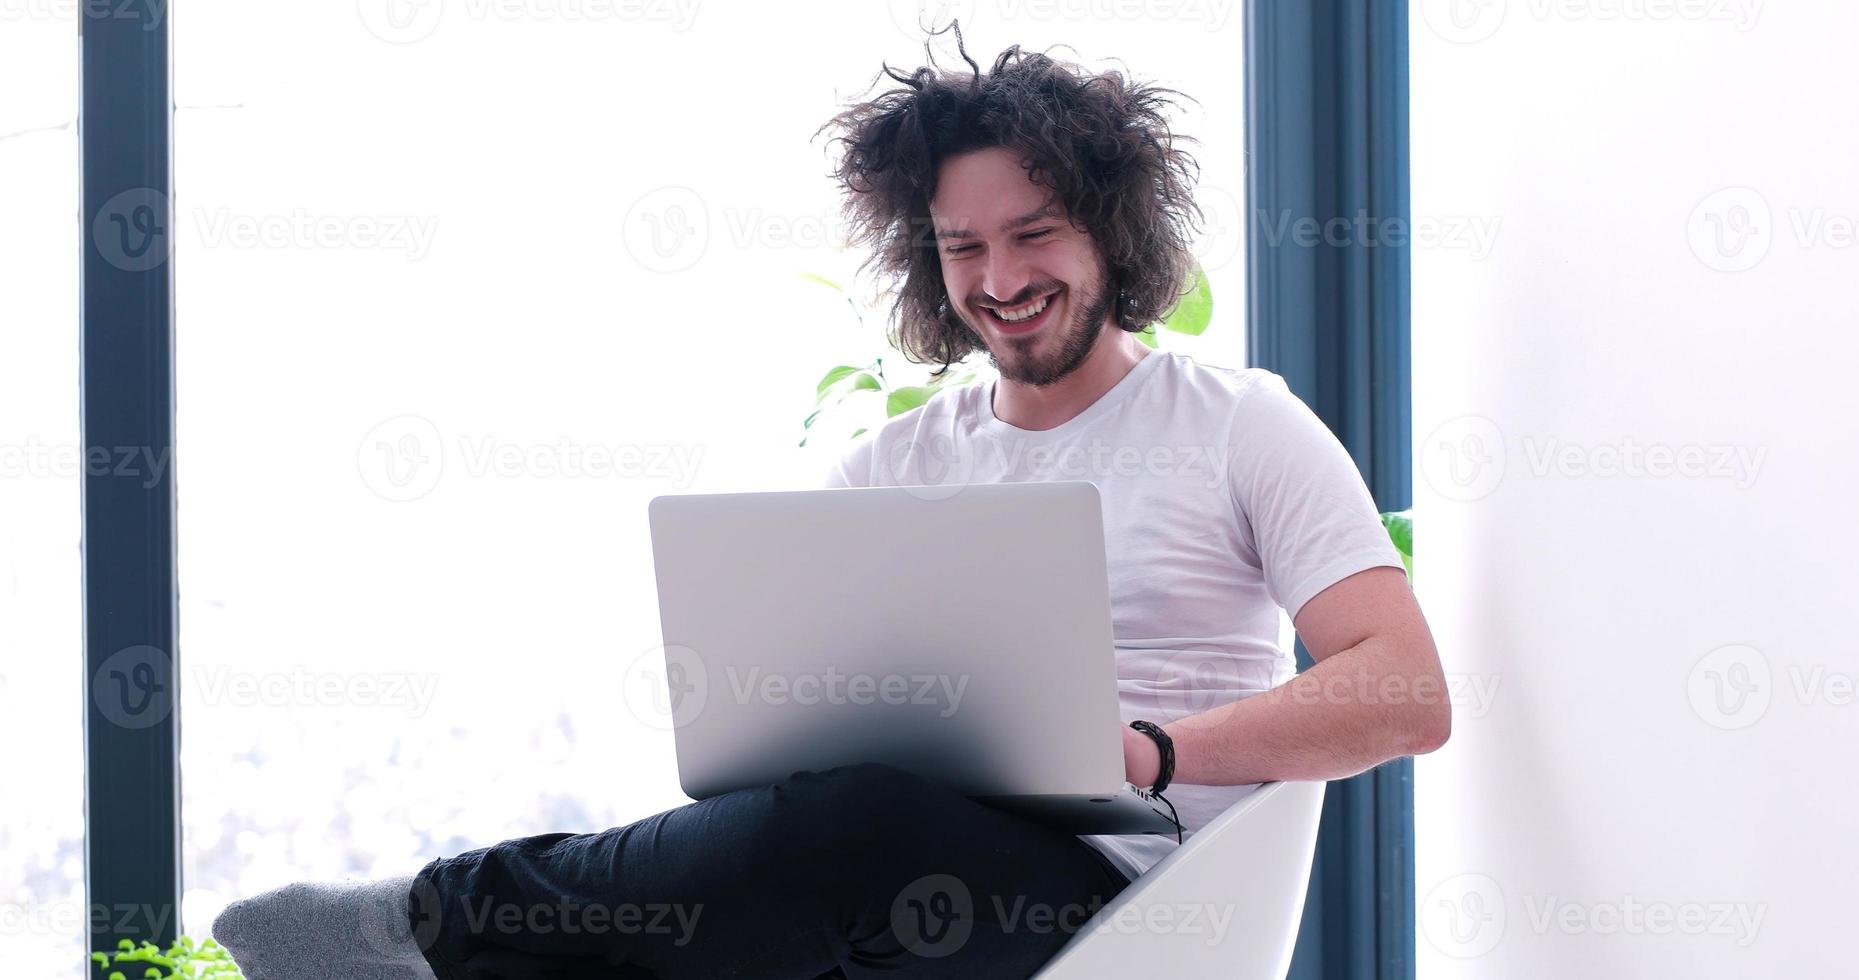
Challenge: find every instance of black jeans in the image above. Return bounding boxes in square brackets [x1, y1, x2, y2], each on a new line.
[408, 762, 1132, 979]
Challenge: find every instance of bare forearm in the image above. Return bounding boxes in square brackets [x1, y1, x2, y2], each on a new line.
[1158, 635, 1450, 786]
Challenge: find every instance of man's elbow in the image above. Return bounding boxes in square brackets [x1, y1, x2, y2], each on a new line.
[1402, 697, 1453, 756]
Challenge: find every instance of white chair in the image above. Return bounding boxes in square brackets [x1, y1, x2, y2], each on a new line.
[1032, 780, 1327, 980]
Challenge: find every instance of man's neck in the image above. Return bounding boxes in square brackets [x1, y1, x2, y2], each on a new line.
[990, 328, 1152, 431]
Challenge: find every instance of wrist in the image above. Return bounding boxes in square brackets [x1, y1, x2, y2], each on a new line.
[1123, 725, 1162, 786]
[1129, 720, 1176, 794]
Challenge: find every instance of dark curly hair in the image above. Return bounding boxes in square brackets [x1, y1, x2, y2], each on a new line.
[814, 23, 1205, 377]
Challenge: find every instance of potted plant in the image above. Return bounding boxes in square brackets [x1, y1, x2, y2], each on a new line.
[91, 936, 244, 979]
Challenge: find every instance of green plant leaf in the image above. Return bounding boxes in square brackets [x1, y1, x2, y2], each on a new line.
[813, 369, 882, 409]
[1136, 326, 1158, 349]
[1160, 263, 1212, 336]
[796, 270, 844, 292]
[814, 365, 864, 399]
[886, 385, 938, 417]
[850, 427, 868, 439]
[1381, 509, 1413, 579]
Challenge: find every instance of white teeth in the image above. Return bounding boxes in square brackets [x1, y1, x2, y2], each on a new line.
[992, 294, 1052, 322]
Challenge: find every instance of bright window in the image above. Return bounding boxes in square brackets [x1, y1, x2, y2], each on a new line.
[0, 12, 83, 975]
[170, 3, 1247, 934]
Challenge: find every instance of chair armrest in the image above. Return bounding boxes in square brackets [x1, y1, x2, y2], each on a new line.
[1032, 780, 1327, 980]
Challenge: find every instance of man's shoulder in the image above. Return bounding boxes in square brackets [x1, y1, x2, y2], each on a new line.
[1148, 351, 1283, 413]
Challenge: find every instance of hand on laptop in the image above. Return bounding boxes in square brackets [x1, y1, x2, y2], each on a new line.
[1122, 724, 1162, 788]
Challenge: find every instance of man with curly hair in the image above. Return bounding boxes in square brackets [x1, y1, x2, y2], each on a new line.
[213, 32, 1448, 980]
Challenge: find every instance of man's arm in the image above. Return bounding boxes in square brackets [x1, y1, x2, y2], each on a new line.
[1123, 565, 1452, 787]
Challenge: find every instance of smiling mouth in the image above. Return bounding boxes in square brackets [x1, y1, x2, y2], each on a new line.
[980, 291, 1059, 333]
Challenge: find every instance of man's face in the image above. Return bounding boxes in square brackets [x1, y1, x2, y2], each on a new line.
[929, 147, 1116, 387]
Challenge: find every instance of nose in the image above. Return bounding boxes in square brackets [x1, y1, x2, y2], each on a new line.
[979, 247, 1034, 308]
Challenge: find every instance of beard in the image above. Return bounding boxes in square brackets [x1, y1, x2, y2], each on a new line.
[967, 266, 1117, 388]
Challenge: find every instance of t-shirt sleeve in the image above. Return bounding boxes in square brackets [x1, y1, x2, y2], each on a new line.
[1227, 371, 1407, 623]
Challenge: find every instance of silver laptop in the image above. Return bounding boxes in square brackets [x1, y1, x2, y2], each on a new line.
[645, 480, 1179, 836]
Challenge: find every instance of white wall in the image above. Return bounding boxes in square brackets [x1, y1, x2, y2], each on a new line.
[1410, 1, 1858, 976]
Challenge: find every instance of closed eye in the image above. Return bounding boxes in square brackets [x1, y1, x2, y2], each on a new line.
[945, 229, 1052, 256]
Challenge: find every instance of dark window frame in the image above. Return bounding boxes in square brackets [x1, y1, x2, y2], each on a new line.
[82, 1, 181, 957]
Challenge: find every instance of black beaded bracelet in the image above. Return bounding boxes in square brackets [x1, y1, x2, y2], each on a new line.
[1129, 720, 1175, 796]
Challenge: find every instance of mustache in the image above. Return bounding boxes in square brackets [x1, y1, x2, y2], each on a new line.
[971, 283, 1063, 309]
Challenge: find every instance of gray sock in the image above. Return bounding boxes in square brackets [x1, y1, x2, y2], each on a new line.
[211, 875, 439, 980]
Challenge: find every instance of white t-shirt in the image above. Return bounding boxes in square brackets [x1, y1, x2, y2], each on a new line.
[821, 348, 1406, 881]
